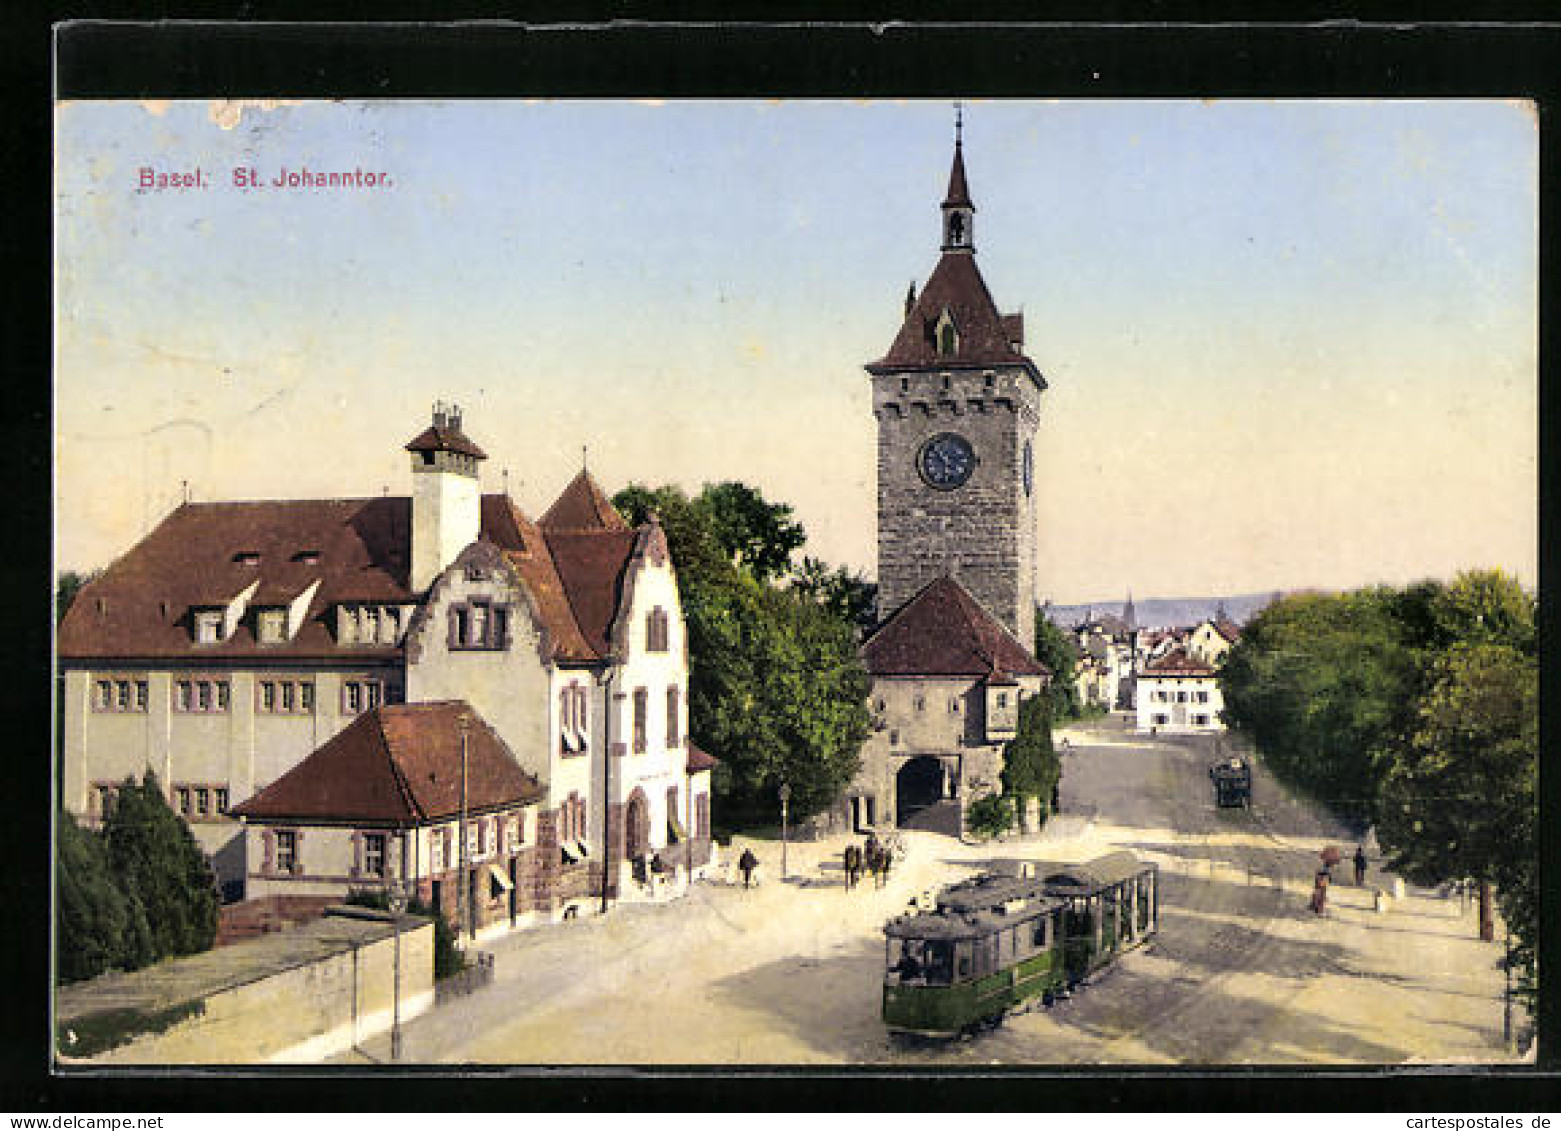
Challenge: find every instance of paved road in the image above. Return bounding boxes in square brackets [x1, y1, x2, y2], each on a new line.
[335, 719, 1510, 1066]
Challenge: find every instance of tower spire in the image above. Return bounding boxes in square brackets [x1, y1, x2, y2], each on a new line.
[941, 107, 974, 252]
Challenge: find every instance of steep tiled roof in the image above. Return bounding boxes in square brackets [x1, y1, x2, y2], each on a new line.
[861, 576, 1046, 678]
[1143, 647, 1216, 677]
[232, 702, 542, 824]
[540, 470, 629, 532]
[1213, 617, 1242, 643]
[481, 495, 599, 663]
[542, 529, 640, 657]
[58, 497, 416, 661]
[867, 251, 1041, 376]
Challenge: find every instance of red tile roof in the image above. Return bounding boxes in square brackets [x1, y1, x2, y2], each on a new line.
[861, 576, 1047, 678]
[404, 424, 487, 460]
[1143, 647, 1216, 677]
[231, 702, 541, 825]
[542, 529, 640, 657]
[867, 251, 1042, 377]
[540, 470, 629, 531]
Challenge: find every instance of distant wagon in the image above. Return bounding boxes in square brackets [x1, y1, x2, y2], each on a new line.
[881, 850, 1159, 1037]
[1210, 757, 1252, 808]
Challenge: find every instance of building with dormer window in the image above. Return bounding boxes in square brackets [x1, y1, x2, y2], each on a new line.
[58, 406, 717, 930]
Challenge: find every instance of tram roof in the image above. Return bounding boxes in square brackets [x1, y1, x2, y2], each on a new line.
[992, 850, 1155, 894]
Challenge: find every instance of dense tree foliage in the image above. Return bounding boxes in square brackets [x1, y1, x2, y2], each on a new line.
[616, 482, 871, 826]
[1031, 614, 1084, 721]
[790, 556, 877, 633]
[101, 773, 219, 961]
[1001, 693, 1060, 825]
[55, 569, 100, 625]
[1220, 569, 1538, 993]
[57, 811, 153, 983]
[965, 794, 1015, 841]
[1219, 588, 1423, 828]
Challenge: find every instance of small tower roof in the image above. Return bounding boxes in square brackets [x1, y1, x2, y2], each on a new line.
[540, 469, 629, 532]
[404, 403, 487, 460]
[943, 136, 973, 210]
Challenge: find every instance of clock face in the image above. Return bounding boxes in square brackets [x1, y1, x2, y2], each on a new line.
[918, 432, 976, 490]
[1023, 439, 1034, 497]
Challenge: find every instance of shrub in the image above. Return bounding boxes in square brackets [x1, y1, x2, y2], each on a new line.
[965, 794, 1015, 841]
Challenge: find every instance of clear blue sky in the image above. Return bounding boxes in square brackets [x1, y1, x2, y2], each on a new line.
[56, 99, 1536, 604]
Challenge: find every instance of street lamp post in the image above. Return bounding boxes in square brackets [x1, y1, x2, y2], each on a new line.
[387, 882, 406, 1062]
[1504, 921, 1513, 1050]
[778, 781, 790, 881]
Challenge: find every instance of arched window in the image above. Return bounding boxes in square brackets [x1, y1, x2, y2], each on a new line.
[646, 607, 670, 652]
[938, 323, 957, 356]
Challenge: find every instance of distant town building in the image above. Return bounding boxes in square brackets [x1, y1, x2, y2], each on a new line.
[1135, 647, 1225, 733]
[58, 406, 717, 931]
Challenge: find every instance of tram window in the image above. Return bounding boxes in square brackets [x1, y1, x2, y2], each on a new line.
[924, 941, 953, 985]
[1032, 919, 1048, 948]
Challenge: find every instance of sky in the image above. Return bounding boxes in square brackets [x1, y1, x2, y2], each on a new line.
[54, 99, 1537, 605]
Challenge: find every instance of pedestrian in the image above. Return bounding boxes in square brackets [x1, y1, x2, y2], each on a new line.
[1310, 868, 1330, 915]
[739, 847, 758, 889]
[844, 843, 861, 890]
[1353, 844, 1368, 887]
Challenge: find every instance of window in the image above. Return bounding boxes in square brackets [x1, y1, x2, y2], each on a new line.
[646, 607, 670, 652]
[94, 784, 117, 820]
[301, 683, 315, 712]
[194, 611, 223, 644]
[505, 815, 522, 854]
[176, 787, 191, 816]
[275, 830, 298, 874]
[666, 686, 680, 747]
[633, 688, 648, 753]
[280, 682, 296, 712]
[431, 828, 446, 872]
[938, 323, 957, 356]
[367, 682, 383, 710]
[215, 788, 229, 814]
[914, 695, 925, 712]
[261, 682, 277, 712]
[342, 679, 391, 716]
[997, 693, 1009, 709]
[256, 608, 286, 644]
[94, 675, 150, 713]
[363, 833, 387, 878]
[450, 601, 510, 650]
[174, 677, 230, 714]
[949, 699, 960, 714]
[1197, 690, 1210, 704]
[889, 729, 900, 746]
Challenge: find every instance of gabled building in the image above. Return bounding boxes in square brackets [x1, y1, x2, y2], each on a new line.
[1135, 647, 1224, 733]
[58, 405, 717, 924]
[1187, 616, 1240, 668]
[852, 577, 1047, 835]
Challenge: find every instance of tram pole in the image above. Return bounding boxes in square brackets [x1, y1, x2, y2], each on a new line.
[779, 781, 790, 881]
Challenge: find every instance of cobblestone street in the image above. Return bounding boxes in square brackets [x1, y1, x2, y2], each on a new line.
[334, 718, 1521, 1066]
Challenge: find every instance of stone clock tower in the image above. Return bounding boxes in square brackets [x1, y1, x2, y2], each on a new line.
[866, 122, 1047, 648]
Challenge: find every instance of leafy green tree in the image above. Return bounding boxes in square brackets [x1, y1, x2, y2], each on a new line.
[56, 569, 101, 626]
[1032, 614, 1083, 721]
[1219, 588, 1422, 828]
[57, 811, 153, 983]
[699, 481, 807, 583]
[615, 483, 872, 827]
[791, 556, 877, 633]
[965, 794, 1015, 840]
[1001, 693, 1060, 825]
[101, 773, 219, 960]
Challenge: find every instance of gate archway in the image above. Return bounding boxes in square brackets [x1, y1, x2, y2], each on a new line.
[896, 756, 945, 825]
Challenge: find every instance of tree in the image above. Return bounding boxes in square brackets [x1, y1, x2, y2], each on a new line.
[615, 483, 872, 827]
[699, 481, 807, 583]
[1001, 693, 1060, 827]
[56, 569, 101, 626]
[965, 794, 1015, 841]
[57, 811, 153, 983]
[790, 556, 877, 634]
[1219, 588, 1422, 828]
[101, 773, 219, 960]
[1032, 614, 1083, 721]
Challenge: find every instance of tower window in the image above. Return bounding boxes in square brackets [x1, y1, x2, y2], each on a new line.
[938, 324, 957, 357]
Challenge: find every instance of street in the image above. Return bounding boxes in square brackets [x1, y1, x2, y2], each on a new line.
[334, 719, 1519, 1066]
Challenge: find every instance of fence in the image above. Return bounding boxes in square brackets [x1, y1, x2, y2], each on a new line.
[435, 950, 494, 1004]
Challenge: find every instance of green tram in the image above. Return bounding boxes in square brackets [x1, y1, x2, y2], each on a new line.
[882, 851, 1159, 1037]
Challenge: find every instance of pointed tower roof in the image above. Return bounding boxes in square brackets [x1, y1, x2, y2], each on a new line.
[861, 575, 1046, 678]
[1123, 590, 1137, 632]
[943, 136, 973, 210]
[539, 470, 630, 532]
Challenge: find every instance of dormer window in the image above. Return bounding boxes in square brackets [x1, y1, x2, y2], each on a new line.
[935, 310, 959, 357]
[291, 550, 321, 565]
[256, 608, 286, 645]
[232, 551, 261, 567]
[194, 610, 223, 644]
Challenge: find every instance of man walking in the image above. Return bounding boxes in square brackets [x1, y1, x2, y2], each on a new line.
[739, 847, 758, 889]
[1353, 845, 1368, 887]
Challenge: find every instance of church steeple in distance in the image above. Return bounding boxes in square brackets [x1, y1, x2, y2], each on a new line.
[941, 103, 975, 253]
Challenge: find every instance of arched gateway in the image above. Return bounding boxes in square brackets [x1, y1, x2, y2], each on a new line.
[895, 756, 946, 825]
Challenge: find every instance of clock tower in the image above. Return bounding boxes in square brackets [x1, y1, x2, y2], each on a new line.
[866, 120, 1047, 648]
